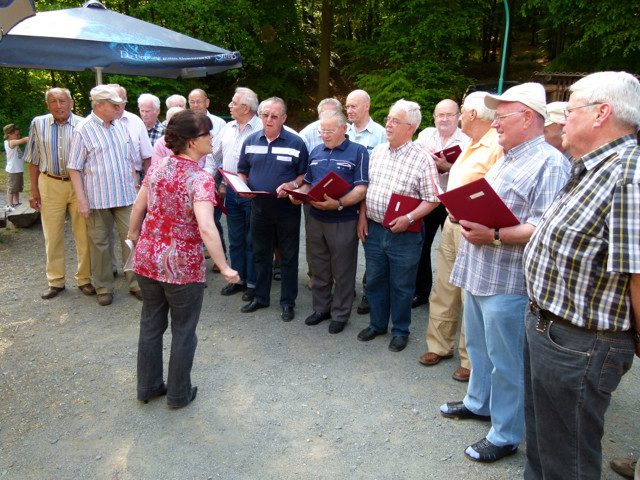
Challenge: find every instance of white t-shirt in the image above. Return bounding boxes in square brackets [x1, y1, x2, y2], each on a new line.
[4, 140, 24, 173]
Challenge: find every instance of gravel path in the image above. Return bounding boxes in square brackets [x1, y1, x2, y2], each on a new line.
[0, 217, 638, 480]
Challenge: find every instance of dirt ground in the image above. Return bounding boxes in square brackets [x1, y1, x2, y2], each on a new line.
[0, 214, 638, 480]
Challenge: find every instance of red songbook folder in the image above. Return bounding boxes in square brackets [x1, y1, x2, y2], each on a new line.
[433, 145, 462, 173]
[218, 169, 277, 196]
[283, 170, 351, 204]
[437, 177, 519, 229]
[382, 193, 423, 233]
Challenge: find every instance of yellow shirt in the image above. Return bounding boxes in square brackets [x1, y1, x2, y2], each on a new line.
[447, 128, 503, 191]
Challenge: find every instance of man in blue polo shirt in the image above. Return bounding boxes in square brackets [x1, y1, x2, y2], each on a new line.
[290, 110, 369, 334]
[237, 97, 308, 321]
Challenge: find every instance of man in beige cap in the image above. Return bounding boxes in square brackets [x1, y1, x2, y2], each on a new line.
[439, 82, 570, 463]
[543, 101, 568, 154]
[67, 85, 141, 306]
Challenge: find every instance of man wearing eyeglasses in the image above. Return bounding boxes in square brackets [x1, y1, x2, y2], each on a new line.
[289, 110, 369, 335]
[188, 89, 226, 139]
[523, 71, 640, 479]
[204, 87, 263, 303]
[440, 83, 570, 463]
[412, 99, 470, 309]
[237, 97, 308, 322]
[356, 99, 440, 353]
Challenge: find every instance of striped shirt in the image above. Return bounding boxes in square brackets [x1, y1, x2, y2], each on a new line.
[524, 135, 639, 331]
[204, 115, 263, 175]
[451, 135, 570, 296]
[365, 140, 439, 224]
[24, 113, 83, 177]
[67, 112, 137, 209]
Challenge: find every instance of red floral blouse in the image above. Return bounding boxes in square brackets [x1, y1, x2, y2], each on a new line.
[133, 155, 216, 284]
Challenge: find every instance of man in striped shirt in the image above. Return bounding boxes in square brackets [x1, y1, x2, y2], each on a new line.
[67, 85, 141, 306]
[24, 87, 94, 300]
[523, 71, 640, 480]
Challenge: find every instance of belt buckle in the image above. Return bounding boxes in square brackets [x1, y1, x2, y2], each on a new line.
[530, 301, 546, 333]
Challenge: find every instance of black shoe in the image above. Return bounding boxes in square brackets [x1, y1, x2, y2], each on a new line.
[241, 299, 269, 313]
[440, 401, 491, 421]
[328, 320, 346, 334]
[356, 295, 370, 314]
[411, 294, 429, 308]
[357, 326, 384, 342]
[241, 288, 255, 302]
[464, 437, 517, 463]
[168, 386, 198, 409]
[221, 282, 247, 296]
[281, 306, 294, 322]
[139, 383, 167, 404]
[305, 311, 331, 326]
[388, 336, 408, 352]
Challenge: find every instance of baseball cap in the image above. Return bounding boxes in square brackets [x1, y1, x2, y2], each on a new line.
[485, 83, 548, 120]
[90, 85, 126, 105]
[544, 101, 567, 126]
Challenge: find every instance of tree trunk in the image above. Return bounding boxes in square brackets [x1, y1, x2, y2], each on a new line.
[317, 0, 332, 100]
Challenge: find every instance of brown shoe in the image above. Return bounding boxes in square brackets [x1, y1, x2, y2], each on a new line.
[610, 457, 637, 479]
[97, 293, 113, 306]
[42, 285, 65, 299]
[453, 366, 471, 382]
[130, 290, 143, 301]
[419, 352, 453, 366]
[78, 283, 96, 296]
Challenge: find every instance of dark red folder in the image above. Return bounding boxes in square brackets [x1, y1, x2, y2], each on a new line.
[219, 169, 276, 196]
[283, 170, 351, 204]
[382, 193, 423, 233]
[433, 145, 462, 173]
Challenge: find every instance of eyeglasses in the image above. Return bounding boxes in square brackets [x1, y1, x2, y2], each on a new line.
[493, 110, 526, 123]
[434, 113, 459, 120]
[384, 117, 413, 126]
[193, 131, 211, 139]
[319, 129, 337, 135]
[563, 103, 602, 119]
[260, 113, 282, 120]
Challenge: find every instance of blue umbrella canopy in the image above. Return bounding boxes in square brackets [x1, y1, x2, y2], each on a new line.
[0, 1, 242, 80]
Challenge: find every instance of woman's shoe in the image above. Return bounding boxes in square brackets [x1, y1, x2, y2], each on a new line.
[168, 386, 198, 409]
[139, 383, 167, 404]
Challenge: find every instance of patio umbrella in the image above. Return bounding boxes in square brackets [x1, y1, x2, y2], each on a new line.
[0, 0, 242, 83]
[0, 0, 35, 39]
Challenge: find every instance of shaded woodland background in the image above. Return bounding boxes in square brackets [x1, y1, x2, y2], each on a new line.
[1, 0, 639, 133]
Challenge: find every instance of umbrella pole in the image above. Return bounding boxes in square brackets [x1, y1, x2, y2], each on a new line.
[95, 66, 103, 85]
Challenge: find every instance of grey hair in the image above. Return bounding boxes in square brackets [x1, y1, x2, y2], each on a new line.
[138, 93, 160, 111]
[107, 83, 126, 101]
[319, 109, 347, 128]
[45, 87, 72, 103]
[570, 71, 640, 132]
[235, 87, 259, 113]
[391, 99, 422, 128]
[165, 94, 187, 109]
[463, 91, 495, 123]
[317, 98, 342, 115]
[260, 97, 287, 115]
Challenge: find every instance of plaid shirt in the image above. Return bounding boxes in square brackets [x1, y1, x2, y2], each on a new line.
[365, 140, 439, 224]
[147, 120, 165, 146]
[524, 135, 639, 331]
[451, 135, 570, 296]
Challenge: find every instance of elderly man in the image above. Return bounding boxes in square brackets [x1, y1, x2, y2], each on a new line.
[237, 97, 308, 321]
[299, 98, 343, 151]
[412, 99, 470, 308]
[24, 88, 94, 299]
[439, 83, 570, 463]
[138, 93, 165, 146]
[188, 88, 226, 139]
[356, 99, 439, 352]
[204, 87, 262, 301]
[344, 89, 387, 315]
[543, 101, 568, 154]
[165, 94, 186, 110]
[67, 85, 141, 306]
[151, 106, 184, 166]
[523, 71, 640, 479]
[291, 110, 369, 334]
[419, 92, 503, 381]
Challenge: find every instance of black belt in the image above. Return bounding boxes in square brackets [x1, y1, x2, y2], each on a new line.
[43, 172, 70, 181]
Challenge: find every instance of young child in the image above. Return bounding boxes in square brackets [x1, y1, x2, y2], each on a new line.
[3, 124, 28, 211]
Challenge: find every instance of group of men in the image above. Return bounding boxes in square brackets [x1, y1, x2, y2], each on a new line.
[20, 71, 639, 478]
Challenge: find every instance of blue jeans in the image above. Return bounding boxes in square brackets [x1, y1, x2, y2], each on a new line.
[523, 310, 635, 480]
[364, 221, 423, 337]
[250, 209, 300, 307]
[225, 189, 255, 287]
[463, 292, 528, 447]
[136, 274, 204, 407]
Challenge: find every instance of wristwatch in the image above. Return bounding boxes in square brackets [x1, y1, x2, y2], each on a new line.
[337, 199, 344, 211]
[406, 213, 415, 226]
[292, 181, 299, 189]
[492, 229, 502, 246]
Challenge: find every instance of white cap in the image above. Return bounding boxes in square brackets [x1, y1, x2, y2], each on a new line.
[545, 101, 567, 126]
[485, 83, 547, 120]
[90, 85, 126, 105]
